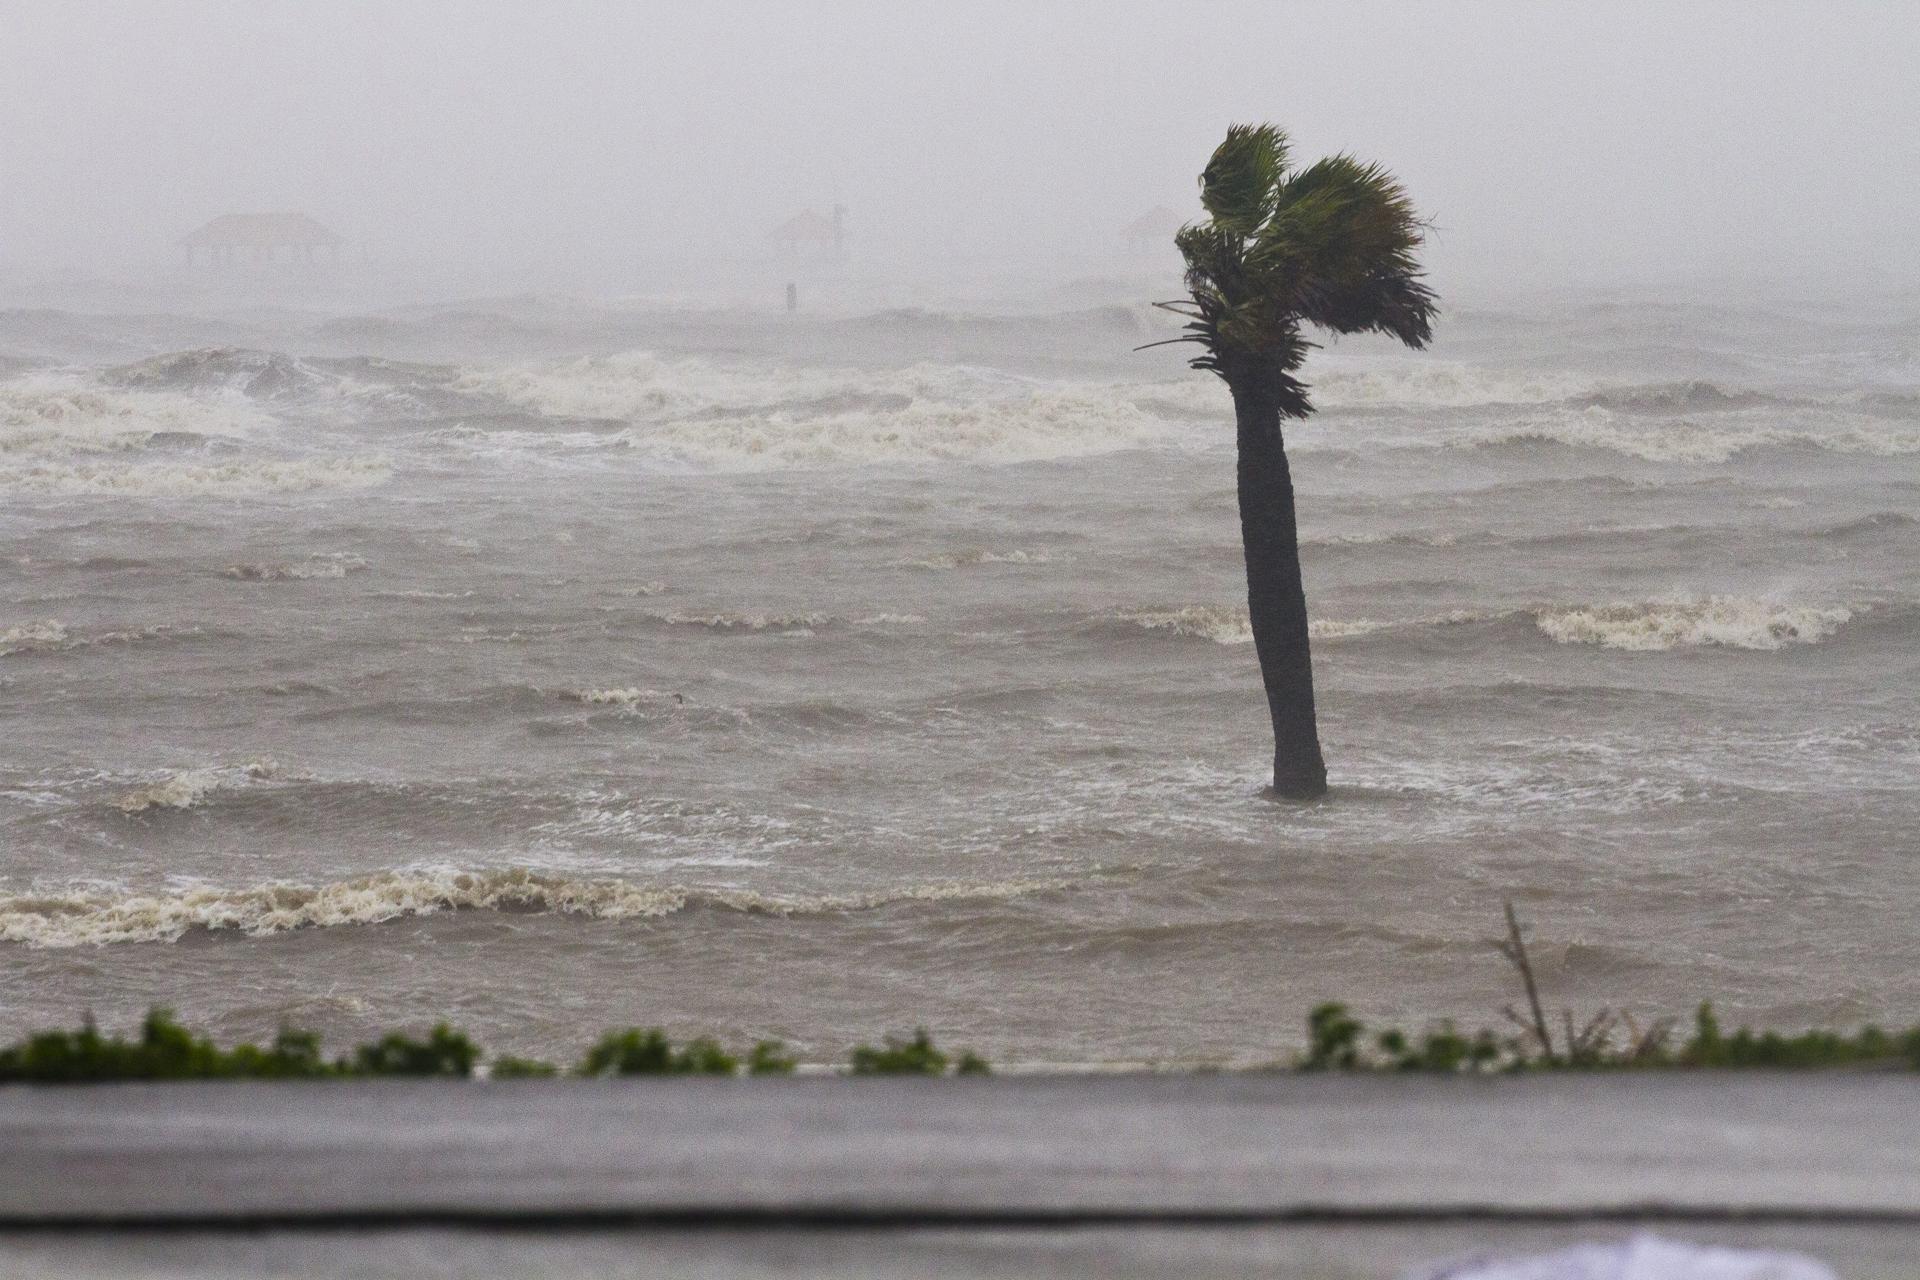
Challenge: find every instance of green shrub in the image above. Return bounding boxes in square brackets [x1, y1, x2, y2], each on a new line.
[747, 1039, 797, 1076]
[351, 1024, 479, 1077]
[579, 1029, 738, 1076]
[954, 1050, 992, 1076]
[1679, 1002, 1915, 1070]
[226, 1027, 335, 1079]
[581, 1028, 672, 1076]
[674, 1037, 739, 1075]
[848, 1028, 948, 1075]
[489, 1055, 559, 1079]
[1302, 1003, 1363, 1070]
[0, 1011, 338, 1084]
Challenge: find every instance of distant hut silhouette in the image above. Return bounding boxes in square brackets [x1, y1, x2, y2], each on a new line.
[1123, 206, 1186, 255]
[180, 212, 344, 267]
[769, 205, 847, 260]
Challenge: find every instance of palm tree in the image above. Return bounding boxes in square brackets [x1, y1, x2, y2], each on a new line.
[1156, 124, 1436, 798]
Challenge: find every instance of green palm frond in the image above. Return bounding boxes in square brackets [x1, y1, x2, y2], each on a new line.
[1272, 155, 1434, 347]
[1199, 124, 1290, 235]
[1168, 123, 1437, 408]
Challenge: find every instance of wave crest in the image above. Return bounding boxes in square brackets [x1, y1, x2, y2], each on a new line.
[221, 552, 369, 581]
[1567, 380, 1775, 413]
[1121, 607, 1479, 645]
[452, 353, 1174, 470]
[1458, 407, 1920, 463]
[1533, 596, 1854, 651]
[894, 547, 1060, 570]
[0, 619, 68, 656]
[2, 455, 392, 497]
[115, 760, 278, 814]
[0, 379, 266, 461]
[0, 868, 1067, 947]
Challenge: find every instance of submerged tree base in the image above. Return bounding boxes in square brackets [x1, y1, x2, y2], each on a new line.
[1267, 773, 1329, 801]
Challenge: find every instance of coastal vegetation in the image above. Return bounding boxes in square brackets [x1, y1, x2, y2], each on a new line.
[1302, 903, 1920, 1072]
[5, 1004, 1917, 1085]
[0, 1014, 985, 1084]
[1155, 122, 1436, 798]
[5, 909, 1916, 1083]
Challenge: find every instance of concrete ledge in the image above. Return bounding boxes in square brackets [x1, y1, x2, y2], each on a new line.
[3, 1074, 1917, 1229]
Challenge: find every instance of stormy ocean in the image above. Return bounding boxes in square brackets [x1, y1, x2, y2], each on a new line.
[2, 286, 1916, 1066]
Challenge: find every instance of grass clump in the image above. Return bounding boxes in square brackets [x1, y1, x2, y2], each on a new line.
[488, 1055, 560, 1079]
[1679, 1002, 1920, 1070]
[847, 1028, 989, 1076]
[1290, 904, 1920, 1074]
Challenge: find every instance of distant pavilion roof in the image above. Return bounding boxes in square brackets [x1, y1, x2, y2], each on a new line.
[1123, 206, 1188, 242]
[768, 209, 841, 246]
[180, 213, 344, 249]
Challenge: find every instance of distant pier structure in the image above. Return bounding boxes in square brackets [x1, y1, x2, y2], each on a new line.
[1123, 206, 1186, 255]
[180, 212, 344, 267]
[769, 205, 847, 260]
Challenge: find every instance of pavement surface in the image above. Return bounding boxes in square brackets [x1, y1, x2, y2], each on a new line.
[2, 1074, 1917, 1276]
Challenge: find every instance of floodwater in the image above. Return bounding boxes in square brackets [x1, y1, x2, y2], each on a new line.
[2, 284, 1916, 1064]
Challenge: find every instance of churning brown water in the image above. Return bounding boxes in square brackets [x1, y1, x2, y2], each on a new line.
[2, 288, 1917, 1064]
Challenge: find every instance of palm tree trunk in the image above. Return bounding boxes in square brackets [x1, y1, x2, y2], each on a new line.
[1232, 382, 1328, 798]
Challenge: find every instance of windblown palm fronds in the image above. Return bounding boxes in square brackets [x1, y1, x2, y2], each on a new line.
[1155, 124, 1437, 417]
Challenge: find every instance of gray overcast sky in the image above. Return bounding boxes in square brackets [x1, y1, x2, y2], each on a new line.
[3, 0, 1916, 292]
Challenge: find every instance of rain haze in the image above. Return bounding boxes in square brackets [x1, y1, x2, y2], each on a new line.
[5, 1, 1919, 294]
[2, 0, 1919, 1094]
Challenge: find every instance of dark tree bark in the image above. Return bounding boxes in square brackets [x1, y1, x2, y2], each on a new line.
[1231, 379, 1328, 798]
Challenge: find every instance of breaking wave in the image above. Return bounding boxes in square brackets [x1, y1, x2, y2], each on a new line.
[0, 867, 1069, 947]
[1118, 606, 1477, 645]
[1119, 363, 1597, 418]
[613, 394, 1170, 470]
[1123, 606, 1252, 645]
[1567, 380, 1778, 413]
[561, 687, 684, 708]
[221, 552, 369, 581]
[1304, 530, 1460, 549]
[1533, 596, 1855, 651]
[894, 547, 1062, 570]
[0, 378, 266, 460]
[657, 611, 829, 634]
[101, 348, 452, 417]
[1, 454, 392, 497]
[1309, 363, 1600, 409]
[648, 611, 922, 635]
[452, 353, 1175, 469]
[115, 760, 278, 814]
[0, 619, 68, 656]
[105, 348, 343, 402]
[0, 620, 196, 658]
[1118, 599, 1855, 652]
[1453, 406, 1920, 463]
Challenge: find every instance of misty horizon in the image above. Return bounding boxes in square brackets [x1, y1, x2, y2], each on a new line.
[6, 1, 1919, 302]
